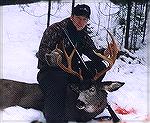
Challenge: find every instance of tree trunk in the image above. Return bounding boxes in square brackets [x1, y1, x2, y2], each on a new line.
[71, 0, 75, 13]
[131, 3, 137, 51]
[47, 0, 51, 27]
[124, 1, 132, 49]
[141, 1, 149, 44]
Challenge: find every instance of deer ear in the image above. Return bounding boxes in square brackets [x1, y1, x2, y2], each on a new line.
[101, 81, 125, 92]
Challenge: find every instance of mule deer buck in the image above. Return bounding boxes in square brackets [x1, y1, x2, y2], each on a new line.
[0, 79, 44, 111]
[0, 30, 124, 122]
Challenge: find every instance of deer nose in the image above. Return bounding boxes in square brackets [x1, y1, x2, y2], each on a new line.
[76, 100, 86, 110]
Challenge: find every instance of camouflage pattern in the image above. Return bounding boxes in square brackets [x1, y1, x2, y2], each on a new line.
[37, 18, 104, 70]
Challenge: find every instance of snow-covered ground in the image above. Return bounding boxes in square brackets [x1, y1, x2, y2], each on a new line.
[0, 1, 150, 123]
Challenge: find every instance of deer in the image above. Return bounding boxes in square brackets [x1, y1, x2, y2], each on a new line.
[0, 30, 124, 123]
[0, 79, 44, 111]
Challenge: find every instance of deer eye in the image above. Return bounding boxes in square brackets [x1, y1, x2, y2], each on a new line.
[89, 87, 96, 92]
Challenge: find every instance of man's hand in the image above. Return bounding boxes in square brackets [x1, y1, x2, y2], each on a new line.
[104, 42, 119, 58]
[45, 49, 63, 66]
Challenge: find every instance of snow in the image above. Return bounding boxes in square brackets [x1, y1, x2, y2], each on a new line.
[0, 1, 150, 123]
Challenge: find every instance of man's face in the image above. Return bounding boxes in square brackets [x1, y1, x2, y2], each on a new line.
[71, 15, 89, 31]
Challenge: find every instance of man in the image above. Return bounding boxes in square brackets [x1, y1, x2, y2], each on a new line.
[37, 4, 106, 123]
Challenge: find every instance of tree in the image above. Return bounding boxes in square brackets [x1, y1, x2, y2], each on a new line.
[142, 1, 149, 44]
[47, 0, 52, 27]
[71, 0, 75, 13]
[110, 0, 149, 50]
[124, 1, 132, 50]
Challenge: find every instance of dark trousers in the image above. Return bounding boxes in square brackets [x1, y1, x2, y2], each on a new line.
[37, 67, 68, 123]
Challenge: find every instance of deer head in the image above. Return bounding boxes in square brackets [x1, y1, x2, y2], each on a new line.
[76, 81, 124, 113]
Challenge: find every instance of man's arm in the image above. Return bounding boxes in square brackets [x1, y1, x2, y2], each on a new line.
[37, 28, 56, 62]
[82, 35, 105, 62]
[36, 23, 64, 66]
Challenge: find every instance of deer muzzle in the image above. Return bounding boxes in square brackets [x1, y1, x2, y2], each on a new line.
[76, 100, 86, 110]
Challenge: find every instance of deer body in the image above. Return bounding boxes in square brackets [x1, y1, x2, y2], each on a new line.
[0, 79, 44, 111]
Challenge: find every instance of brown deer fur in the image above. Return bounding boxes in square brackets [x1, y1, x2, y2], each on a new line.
[0, 79, 44, 111]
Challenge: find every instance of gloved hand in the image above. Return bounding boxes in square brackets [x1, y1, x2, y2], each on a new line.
[45, 49, 62, 67]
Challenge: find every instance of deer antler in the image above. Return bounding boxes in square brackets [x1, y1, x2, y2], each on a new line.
[93, 30, 119, 81]
[55, 42, 83, 80]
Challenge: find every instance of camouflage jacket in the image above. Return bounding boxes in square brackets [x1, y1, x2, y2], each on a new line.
[37, 18, 104, 70]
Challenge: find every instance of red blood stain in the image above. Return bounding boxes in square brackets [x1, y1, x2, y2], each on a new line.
[114, 103, 136, 115]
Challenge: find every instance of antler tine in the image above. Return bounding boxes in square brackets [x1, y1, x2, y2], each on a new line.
[93, 30, 119, 81]
[56, 42, 83, 80]
[55, 44, 63, 54]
